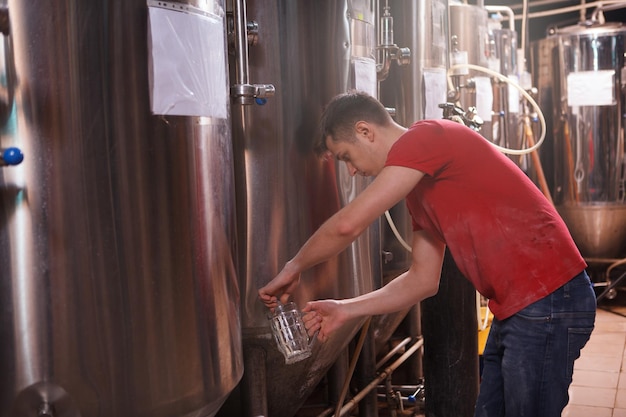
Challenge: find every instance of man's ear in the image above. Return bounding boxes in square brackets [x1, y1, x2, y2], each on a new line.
[354, 121, 372, 141]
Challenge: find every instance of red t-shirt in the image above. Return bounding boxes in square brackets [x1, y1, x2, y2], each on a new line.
[385, 119, 587, 319]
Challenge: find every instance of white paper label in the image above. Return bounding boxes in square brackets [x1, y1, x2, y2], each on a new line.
[148, 5, 228, 117]
[354, 57, 377, 97]
[507, 75, 520, 114]
[423, 68, 448, 120]
[474, 76, 493, 123]
[567, 70, 616, 107]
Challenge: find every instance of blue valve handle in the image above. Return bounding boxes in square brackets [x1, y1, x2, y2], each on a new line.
[407, 385, 424, 403]
[1, 147, 24, 166]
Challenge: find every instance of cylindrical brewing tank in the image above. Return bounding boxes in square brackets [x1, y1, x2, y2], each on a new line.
[448, 1, 493, 141]
[380, 0, 448, 255]
[0, 1, 242, 416]
[224, 1, 381, 417]
[540, 21, 626, 258]
[377, 0, 448, 348]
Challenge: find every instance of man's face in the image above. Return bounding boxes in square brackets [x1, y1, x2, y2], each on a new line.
[325, 131, 384, 177]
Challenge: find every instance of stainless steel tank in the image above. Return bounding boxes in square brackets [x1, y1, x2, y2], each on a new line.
[0, 1, 242, 416]
[377, 0, 448, 351]
[379, 0, 448, 222]
[541, 21, 626, 258]
[224, 1, 381, 416]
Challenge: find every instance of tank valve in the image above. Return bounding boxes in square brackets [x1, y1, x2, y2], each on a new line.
[38, 402, 55, 417]
[231, 83, 276, 106]
[376, 3, 411, 81]
[1, 146, 24, 166]
[439, 103, 483, 132]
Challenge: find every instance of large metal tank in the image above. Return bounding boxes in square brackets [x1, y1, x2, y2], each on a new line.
[222, 1, 381, 416]
[380, 0, 448, 264]
[539, 20, 626, 258]
[0, 1, 242, 416]
[377, 0, 448, 367]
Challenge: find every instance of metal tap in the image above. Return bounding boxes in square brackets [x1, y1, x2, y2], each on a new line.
[230, 0, 275, 105]
[376, 1, 410, 81]
[439, 103, 484, 132]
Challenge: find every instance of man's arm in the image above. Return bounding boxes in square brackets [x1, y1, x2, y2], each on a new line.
[302, 229, 445, 341]
[259, 165, 425, 305]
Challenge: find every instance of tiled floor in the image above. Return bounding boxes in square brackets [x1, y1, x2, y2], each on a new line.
[563, 307, 626, 417]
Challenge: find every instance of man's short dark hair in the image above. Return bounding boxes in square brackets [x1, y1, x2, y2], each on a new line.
[315, 91, 392, 157]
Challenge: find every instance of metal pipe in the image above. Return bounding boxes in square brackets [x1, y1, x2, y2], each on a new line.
[522, 0, 626, 20]
[334, 317, 372, 417]
[317, 338, 424, 417]
[484, 6, 515, 30]
[597, 270, 626, 302]
[233, 0, 249, 86]
[336, 339, 424, 417]
[230, 0, 274, 104]
[327, 349, 351, 409]
[375, 337, 411, 370]
[506, 0, 583, 11]
[406, 304, 423, 381]
[521, 0, 528, 62]
[356, 325, 378, 417]
[591, 1, 626, 21]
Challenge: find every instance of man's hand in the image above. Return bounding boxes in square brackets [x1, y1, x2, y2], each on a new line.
[258, 264, 301, 308]
[302, 299, 350, 342]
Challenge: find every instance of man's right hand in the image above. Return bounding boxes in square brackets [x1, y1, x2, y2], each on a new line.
[258, 263, 301, 309]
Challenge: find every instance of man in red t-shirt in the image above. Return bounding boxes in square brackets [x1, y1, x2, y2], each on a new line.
[259, 91, 596, 417]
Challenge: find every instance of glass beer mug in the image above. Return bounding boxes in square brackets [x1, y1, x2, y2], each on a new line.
[268, 300, 313, 364]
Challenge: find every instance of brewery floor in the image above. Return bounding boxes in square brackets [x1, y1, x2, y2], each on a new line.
[562, 292, 626, 417]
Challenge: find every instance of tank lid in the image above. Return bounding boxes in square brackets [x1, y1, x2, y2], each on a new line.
[550, 20, 624, 36]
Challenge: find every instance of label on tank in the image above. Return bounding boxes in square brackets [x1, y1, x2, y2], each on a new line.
[567, 70, 616, 107]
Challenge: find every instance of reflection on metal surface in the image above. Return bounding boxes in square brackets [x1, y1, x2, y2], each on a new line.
[379, 0, 448, 280]
[536, 19, 626, 258]
[11, 382, 80, 417]
[226, 1, 381, 416]
[559, 204, 626, 259]
[0, 1, 242, 416]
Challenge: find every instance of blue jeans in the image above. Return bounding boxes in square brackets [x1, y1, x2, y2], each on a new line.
[474, 271, 596, 417]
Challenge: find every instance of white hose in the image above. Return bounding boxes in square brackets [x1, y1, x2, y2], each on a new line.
[384, 210, 412, 252]
[448, 63, 547, 156]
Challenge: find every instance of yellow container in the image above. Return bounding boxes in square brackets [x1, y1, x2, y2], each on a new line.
[478, 306, 493, 356]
